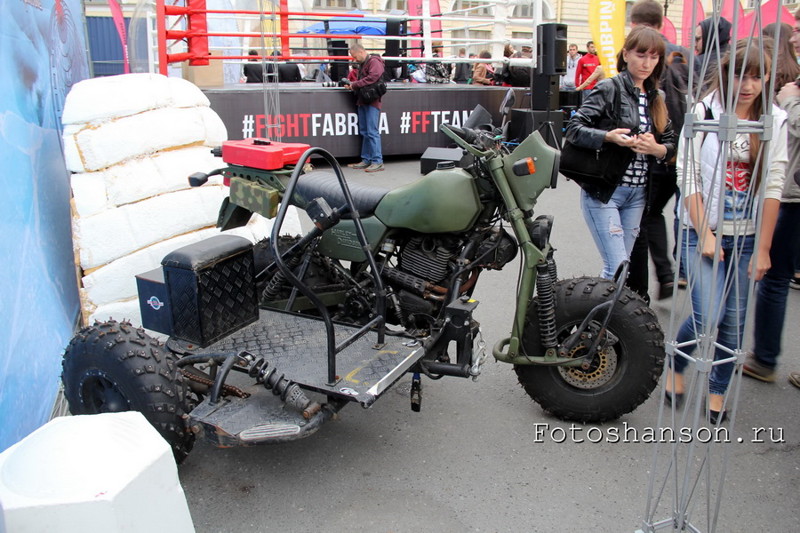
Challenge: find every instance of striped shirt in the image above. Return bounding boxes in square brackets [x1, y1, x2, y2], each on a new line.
[621, 91, 651, 188]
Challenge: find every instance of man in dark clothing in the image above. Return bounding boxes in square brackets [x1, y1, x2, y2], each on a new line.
[507, 45, 533, 87]
[345, 43, 385, 173]
[277, 63, 302, 82]
[243, 50, 264, 83]
[627, 0, 692, 301]
[452, 48, 471, 83]
[694, 16, 732, 86]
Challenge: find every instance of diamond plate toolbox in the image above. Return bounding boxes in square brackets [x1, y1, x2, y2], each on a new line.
[162, 235, 258, 347]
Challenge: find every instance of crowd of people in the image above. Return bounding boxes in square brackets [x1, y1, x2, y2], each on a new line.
[565, 0, 800, 408]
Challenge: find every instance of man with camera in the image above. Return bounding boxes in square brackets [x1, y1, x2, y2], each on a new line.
[343, 43, 385, 173]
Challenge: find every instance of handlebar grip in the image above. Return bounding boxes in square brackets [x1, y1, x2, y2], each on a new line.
[188, 172, 209, 187]
[447, 125, 478, 144]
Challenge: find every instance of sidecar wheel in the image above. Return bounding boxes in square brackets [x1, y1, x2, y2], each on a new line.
[62, 320, 194, 463]
[514, 277, 664, 423]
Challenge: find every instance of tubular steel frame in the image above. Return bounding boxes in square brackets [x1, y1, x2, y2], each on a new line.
[638, 3, 788, 532]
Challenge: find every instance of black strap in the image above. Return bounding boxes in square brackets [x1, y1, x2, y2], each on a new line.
[610, 76, 623, 129]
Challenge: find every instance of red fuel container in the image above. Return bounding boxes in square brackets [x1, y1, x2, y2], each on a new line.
[221, 138, 311, 170]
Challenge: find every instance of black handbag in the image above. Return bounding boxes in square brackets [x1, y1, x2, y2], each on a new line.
[560, 77, 633, 187]
[359, 79, 387, 103]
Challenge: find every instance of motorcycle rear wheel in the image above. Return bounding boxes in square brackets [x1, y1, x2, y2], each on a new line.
[514, 277, 664, 423]
[62, 319, 194, 463]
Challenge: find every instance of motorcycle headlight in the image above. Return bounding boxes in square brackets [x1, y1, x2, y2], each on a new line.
[526, 214, 554, 250]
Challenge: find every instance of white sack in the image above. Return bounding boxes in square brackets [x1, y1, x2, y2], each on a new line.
[71, 107, 210, 172]
[62, 73, 211, 126]
[75, 185, 227, 269]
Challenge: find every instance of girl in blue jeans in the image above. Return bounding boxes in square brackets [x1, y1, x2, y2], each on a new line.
[565, 27, 675, 284]
[669, 40, 788, 422]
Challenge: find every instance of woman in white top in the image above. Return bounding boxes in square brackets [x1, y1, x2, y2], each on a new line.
[668, 39, 788, 423]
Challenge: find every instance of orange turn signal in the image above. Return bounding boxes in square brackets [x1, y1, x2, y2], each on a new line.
[512, 157, 536, 176]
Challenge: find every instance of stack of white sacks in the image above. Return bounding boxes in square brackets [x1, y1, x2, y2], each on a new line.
[63, 73, 299, 328]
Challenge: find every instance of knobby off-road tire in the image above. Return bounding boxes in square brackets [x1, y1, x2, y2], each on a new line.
[62, 319, 194, 463]
[514, 277, 664, 423]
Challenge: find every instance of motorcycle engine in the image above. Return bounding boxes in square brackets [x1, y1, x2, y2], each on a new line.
[398, 236, 460, 284]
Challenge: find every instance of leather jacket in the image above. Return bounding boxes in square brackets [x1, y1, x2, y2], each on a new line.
[565, 70, 676, 203]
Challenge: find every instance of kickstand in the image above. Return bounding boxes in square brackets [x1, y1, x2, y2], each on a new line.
[410, 373, 422, 412]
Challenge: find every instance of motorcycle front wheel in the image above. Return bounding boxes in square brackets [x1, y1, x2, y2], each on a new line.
[514, 277, 664, 423]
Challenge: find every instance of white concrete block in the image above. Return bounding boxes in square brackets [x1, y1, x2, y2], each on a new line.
[75, 185, 227, 269]
[0, 412, 194, 533]
[74, 108, 209, 171]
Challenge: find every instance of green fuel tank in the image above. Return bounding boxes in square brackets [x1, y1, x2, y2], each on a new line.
[374, 166, 481, 233]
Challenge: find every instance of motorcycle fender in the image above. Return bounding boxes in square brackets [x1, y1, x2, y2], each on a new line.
[317, 216, 388, 262]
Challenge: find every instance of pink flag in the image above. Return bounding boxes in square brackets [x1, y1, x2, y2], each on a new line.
[720, 0, 745, 24]
[737, 0, 796, 39]
[681, 0, 706, 49]
[662, 16, 677, 44]
[407, 0, 443, 57]
[108, 0, 130, 73]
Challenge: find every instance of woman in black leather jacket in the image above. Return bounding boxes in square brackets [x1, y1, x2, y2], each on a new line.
[565, 26, 676, 282]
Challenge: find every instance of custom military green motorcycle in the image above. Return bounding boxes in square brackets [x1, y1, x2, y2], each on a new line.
[62, 96, 664, 462]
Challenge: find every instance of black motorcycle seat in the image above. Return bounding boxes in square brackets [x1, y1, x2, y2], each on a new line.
[292, 170, 389, 216]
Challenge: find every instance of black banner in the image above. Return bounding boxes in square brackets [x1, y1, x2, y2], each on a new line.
[203, 84, 515, 157]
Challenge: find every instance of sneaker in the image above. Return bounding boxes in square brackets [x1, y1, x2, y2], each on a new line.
[742, 352, 776, 382]
[657, 281, 675, 300]
[790, 277, 800, 290]
[365, 163, 384, 173]
[789, 371, 800, 389]
[348, 161, 369, 169]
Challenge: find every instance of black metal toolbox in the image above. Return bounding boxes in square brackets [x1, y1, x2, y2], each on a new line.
[137, 234, 258, 347]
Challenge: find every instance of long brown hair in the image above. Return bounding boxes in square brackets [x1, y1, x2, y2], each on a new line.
[706, 38, 772, 188]
[616, 26, 669, 133]
[761, 24, 800, 93]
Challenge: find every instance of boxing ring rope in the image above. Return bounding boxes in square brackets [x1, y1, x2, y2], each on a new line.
[152, 0, 539, 75]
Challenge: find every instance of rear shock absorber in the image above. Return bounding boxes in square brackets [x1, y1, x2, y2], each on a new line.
[536, 263, 558, 350]
[249, 358, 320, 418]
[263, 253, 303, 301]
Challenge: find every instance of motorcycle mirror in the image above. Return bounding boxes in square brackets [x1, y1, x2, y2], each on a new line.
[462, 105, 493, 130]
[499, 89, 515, 117]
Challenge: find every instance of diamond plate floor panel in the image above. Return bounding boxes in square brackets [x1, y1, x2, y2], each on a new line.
[201, 309, 425, 405]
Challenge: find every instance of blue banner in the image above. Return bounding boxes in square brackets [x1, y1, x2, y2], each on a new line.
[0, 0, 88, 451]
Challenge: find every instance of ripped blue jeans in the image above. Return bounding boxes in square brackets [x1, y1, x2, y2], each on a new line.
[581, 186, 646, 279]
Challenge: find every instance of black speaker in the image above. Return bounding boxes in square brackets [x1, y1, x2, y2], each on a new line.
[328, 39, 349, 82]
[384, 18, 406, 70]
[507, 109, 563, 149]
[537, 23, 568, 76]
[530, 73, 559, 110]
